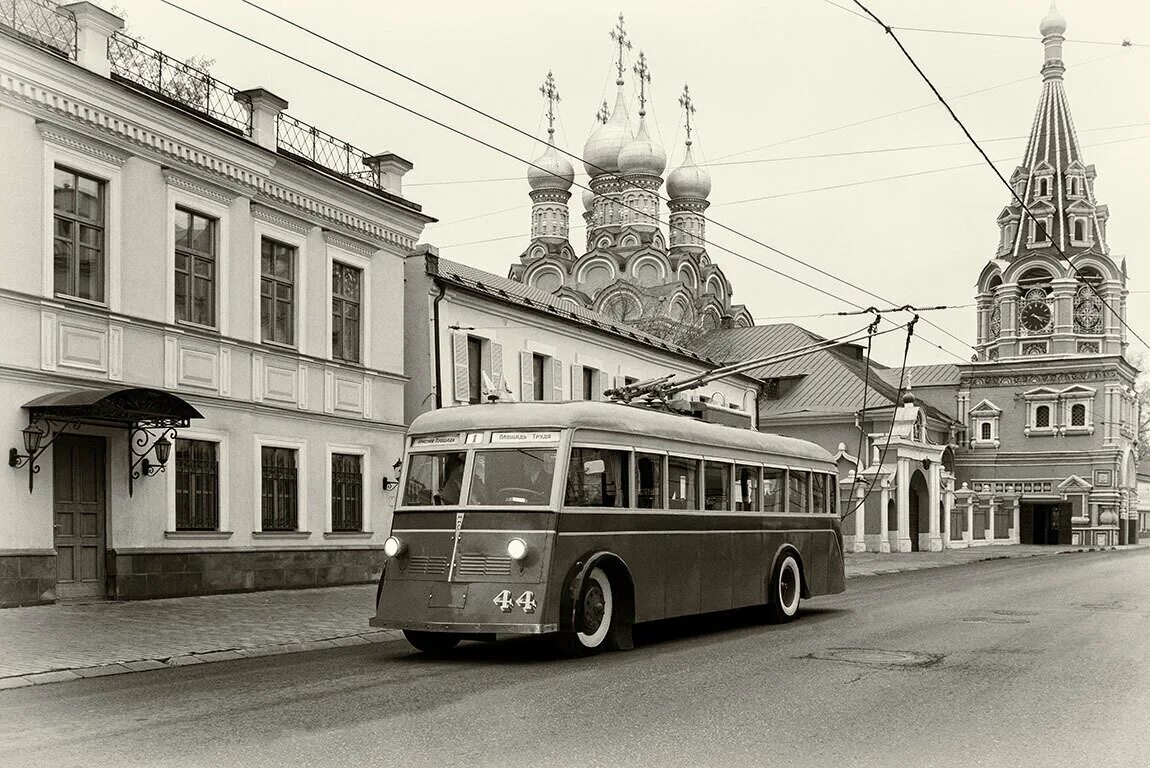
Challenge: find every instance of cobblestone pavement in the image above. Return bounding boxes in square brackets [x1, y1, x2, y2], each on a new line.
[0, 543, 1136, 690]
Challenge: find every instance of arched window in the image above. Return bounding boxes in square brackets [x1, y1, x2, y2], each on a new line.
[1073, 219, 1088, 243]
[980, 422, 992, 441]
[1038, 178, 1050, 197]
[1068, 177, 1078, 196]
[1071, 403, 1086, 427]
[1035, 405, 1050, 428]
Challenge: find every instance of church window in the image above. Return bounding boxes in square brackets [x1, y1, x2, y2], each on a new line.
[980, 422, 992, 441]
[1068, 177, 1078, 196]
[1028, 216, 1052, 245]
[1035, 405, 1050, 428]
[1071, 403, 1086, 427]
[1037, 177, 1050, 197]
[1072, 218, 1089, 244]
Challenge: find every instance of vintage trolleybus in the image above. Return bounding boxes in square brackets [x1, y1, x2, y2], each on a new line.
[371, 401, 845, 654]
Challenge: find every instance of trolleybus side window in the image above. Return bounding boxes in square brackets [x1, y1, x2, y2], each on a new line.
[636, 452, 665, 509]
[762, 468, 785, 513]
[735, 465, 760, 512]
[468, 448, 556, 506]
[565, 447, 630, 507]
[403, 451, 467, 506]
[788, 470, 811, 514]
[668, 456, 700, 510]
[812, 472, 828, 516]
[703, 461, 731, 511]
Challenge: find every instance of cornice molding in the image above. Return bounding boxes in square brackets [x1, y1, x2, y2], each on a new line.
[322, 230, 377, 258]
[2, 66, 419, 251]
[161, 166, 239, 206]
[251, 203, 314, 235]
[37, 121, 129, 167]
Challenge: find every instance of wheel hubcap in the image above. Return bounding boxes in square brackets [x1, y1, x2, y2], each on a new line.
[780, 564, 797, 609]
[583, 583, 605, 632]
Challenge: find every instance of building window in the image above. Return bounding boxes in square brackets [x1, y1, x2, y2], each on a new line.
[331, 453, 363, 532]
[980, 422, 992, 441]
[467, 336, 484, 404]
[582, 367, 596, 401]
[331, 262, 362, 363]
[175, 439, 218, 530]
[532, 353, 547, 401]
[53, 166, 105, 303]
[1037, 177, 1050, 197]
[703, 462, 731, 511]
[261, 446, 298, 531]
[260, 238, 296, 346]
[1071, 403, 1087, 427]
[1035, 405, 1051, 428]
[763, 379, 780, 400]
[174, 208, 217, 327]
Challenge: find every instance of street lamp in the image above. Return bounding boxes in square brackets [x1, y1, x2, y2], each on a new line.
[141, 435, 173, 477]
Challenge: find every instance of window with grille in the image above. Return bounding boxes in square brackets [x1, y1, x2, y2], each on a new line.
[1071, 403, 1087, 427]
[174, 208, 217, 327]
[981, 422, 992, 441]
[332, 262, 362, 363]
[175, 439, 219, 530]
[260, 238, 296, 345]
[1035, 405, 1050, 428]
[53, 166, 105, 303]
[261, 446, 298, 531]
[331, 453, 363, 531]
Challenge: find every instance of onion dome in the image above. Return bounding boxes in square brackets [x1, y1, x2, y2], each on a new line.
[582, 88, 631, 176]
[1039, 1, 1066, 36]
[582, 187, 595, 211]
[667, 143, 711, 200]
[528, 138, 574, 192]
[618, 117, 667, 177]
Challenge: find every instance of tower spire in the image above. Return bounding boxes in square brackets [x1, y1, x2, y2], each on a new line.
[609, 13, 631, 86]
[539, 70, 560, 139]
[633, 51, 651, 117]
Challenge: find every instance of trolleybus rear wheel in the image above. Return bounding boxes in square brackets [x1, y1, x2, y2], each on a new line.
[767, 553, 802, 623]
[554, 566, 615, 656]
[403, 630, 461, 654]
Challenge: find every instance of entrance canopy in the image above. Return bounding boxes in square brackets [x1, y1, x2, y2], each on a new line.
[23, 387, 202, 427]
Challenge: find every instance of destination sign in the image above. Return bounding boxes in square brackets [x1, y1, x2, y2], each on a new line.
[491, 430, 560, 444]
[412, 434, 461, 447]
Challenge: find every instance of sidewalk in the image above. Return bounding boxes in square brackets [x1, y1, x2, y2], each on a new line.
[0, 543, 1133, 690]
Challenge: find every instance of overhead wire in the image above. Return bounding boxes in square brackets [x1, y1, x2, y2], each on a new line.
[851, 0, 1150, 352]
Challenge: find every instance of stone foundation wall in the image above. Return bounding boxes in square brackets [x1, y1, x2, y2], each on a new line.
[106, 547, 384, 601]
[0, 552, 57, 607]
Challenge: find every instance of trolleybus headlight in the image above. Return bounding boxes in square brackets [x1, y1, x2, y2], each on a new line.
[383, 536, 406, 558]
[507, 538, 528, 561]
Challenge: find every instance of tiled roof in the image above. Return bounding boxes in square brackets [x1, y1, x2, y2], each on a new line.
[877, 363, 962, 389]
[430, 256, 726, 368]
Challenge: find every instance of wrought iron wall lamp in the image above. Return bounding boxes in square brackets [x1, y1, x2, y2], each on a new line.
[129, 427, 175, 497]
[382, 458, 403, 491]
[8, 418, 81, 493]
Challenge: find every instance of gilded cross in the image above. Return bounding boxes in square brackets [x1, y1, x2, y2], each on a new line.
[679, 83, 697, 145]
[609, 13, 631, 84]
[596, 99, 610, 125]
[539, 70, 561, 137]
[633, 51, 651, 116]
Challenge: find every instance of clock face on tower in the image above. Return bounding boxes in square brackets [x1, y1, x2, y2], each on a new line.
[1020, 300, 1052, 334]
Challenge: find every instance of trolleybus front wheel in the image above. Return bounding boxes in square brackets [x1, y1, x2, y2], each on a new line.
[554, 566, 616, 656]
[767, 552, 802, 623]
[403, 630, 461, 654]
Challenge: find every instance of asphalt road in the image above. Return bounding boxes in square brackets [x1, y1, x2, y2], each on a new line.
[2, 549, 1148, 768]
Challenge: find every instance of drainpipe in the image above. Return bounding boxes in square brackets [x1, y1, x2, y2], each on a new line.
[432, 280, 446, 410]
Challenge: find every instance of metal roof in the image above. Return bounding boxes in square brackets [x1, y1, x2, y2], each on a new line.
[408, 401, 835, 465]
[877, 364, 962, 388]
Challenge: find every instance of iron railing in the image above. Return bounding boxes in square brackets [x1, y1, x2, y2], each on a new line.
[0, 0, 76, 58]
[277, 112, 379, 188]
[107, 32, 252, 135]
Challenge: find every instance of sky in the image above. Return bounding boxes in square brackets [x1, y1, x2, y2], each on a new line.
[109, 0, 1150, 369]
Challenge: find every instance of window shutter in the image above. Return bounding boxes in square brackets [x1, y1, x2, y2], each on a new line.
[591, 370, 603, 401]
[452, 331, 469, 403]
[489, 341, 503, 392]
[520, 350, 534, 401]
[552, 358, 564, 401]
[571, 364, 583, 400]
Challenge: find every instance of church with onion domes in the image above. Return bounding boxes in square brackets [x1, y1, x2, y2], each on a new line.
[508, 16, 753, 344]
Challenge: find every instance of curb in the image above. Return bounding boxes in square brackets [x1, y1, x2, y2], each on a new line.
[0, 629, 405, 692]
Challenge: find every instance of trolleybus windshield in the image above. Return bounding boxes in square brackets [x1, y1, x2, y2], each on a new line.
[468, 448, 555, 506]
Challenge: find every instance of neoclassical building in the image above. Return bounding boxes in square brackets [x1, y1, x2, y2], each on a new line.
[507, 21, 752, 343]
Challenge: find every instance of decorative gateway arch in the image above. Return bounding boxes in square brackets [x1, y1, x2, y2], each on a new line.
[840, 395, 956, 553]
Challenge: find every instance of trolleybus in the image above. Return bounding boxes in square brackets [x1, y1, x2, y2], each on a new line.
[371, 401, 845, 654]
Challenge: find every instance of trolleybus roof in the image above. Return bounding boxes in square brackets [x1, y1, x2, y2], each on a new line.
[407, 402, 834, 465]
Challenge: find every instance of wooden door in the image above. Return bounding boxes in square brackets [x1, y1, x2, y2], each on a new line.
[53, 436, 106, 599]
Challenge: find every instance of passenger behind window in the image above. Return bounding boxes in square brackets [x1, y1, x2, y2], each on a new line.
[636, 453, 664, 509]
